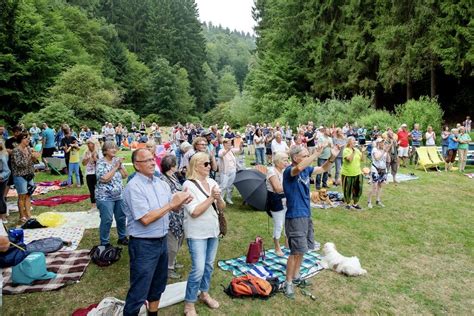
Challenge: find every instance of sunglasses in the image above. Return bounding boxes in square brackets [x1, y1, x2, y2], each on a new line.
[203, 161, 211, 167]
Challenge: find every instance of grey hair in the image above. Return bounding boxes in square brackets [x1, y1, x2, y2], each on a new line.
[273, 152, 288, 165]
[102, 141, 118, 155]
[289, 145, 305, 162]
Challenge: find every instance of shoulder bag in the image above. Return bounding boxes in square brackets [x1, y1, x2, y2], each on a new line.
[189, 179, 227, 237]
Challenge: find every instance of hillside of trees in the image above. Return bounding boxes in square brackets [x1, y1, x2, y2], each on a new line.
[1, 0, 472, 130]
[1, 0, 255, 129]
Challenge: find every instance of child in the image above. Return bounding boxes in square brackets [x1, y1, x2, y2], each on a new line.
[67, 139, 81, 187]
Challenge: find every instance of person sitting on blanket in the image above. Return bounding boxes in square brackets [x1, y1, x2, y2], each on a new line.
[283, 144, 340, 299]
[122, 148, 192, 316]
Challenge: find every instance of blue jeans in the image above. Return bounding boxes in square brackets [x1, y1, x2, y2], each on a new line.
[315, 158, 328, 189]
[442, 145, 448, 158]
[124, 236, 168, 316]
[334, 157, 343, 183]
[255, 147, 265, 165]
[185, 238, 219, 303]
[116, 134, 123, 147]
[96, 199, 127, 245]
[68, 162, 80, 185]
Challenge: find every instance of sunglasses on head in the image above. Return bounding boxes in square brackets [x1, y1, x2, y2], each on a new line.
[203, 161, 211, 167]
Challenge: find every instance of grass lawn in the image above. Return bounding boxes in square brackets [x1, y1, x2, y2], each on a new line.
[2, 148, 473, 315]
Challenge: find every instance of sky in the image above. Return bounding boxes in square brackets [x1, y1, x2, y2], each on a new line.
[195, 0, 256, 35]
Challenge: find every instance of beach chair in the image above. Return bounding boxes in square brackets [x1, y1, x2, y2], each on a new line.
[416, 147, 439, 172]
[426, 146, 445, 166]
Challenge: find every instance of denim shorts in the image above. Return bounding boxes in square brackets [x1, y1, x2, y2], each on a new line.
[13, 176, 34, 195]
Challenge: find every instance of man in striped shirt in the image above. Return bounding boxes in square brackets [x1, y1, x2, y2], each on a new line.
[410, 124, 423, 165]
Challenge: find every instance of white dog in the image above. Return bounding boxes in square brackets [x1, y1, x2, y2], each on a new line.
[320, 242, 367, 276]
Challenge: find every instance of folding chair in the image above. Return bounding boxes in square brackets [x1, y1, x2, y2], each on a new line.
[415, 147, 439, 172]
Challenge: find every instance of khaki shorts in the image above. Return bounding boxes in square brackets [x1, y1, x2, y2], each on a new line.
[285, 217, 314, 255]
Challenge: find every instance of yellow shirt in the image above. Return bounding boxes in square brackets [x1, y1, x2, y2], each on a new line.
[341, 147, 362, 176]
[69, 148, 80, 164]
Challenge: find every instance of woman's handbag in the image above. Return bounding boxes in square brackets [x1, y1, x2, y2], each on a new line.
[189, 179, 227, 237]
[246, 237, 265, 264]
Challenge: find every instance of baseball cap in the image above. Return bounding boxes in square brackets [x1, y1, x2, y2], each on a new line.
[401, 123, 407, 127]
[200, 129, 212, 137]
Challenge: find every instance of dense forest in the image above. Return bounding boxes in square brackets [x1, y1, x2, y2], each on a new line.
[245, 0, 473, 123]
[0, 0, 472, 130]
[0, 0, 254, 128]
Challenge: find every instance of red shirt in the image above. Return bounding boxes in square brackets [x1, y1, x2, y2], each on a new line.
[397, 130, 410, 147]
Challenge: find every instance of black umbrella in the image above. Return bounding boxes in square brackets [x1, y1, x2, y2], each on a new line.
[233, 169, 267, 211]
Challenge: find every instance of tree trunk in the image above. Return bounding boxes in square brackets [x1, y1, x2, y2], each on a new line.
[406, 74, 413, 101]
[430, 63, 437, 97]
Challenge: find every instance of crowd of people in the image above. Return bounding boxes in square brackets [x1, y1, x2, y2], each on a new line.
[0, 115, 472, 310]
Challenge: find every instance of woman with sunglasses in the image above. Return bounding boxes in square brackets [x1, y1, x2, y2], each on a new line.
[182, 152, 226, 316]
[11, 133, 40, 222]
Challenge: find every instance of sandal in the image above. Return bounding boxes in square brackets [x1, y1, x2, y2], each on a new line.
[184, 304, 198, 316]
[199, 294, 219, 309]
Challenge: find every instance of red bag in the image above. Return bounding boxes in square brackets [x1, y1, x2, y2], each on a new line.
[246, 237, 265, 264]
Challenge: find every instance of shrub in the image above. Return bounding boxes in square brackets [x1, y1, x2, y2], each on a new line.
[395, 96, 444, 133]
[358, 110, 399, 131]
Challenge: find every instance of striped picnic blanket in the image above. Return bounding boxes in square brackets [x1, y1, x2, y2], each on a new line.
[218, 248, 324, 284]
[2, 249, 90, 295]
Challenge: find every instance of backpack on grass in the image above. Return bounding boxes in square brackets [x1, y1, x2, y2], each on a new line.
[223, 275, 278, 299]
[89, 245, 122, 267]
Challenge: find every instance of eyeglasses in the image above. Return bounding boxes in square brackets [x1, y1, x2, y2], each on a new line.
[203, 161, 211, 167]
[197, 143, 207, 146]
[135, 158, 155, 163]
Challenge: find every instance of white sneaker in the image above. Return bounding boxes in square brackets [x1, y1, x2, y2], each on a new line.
[367, 202, 373, 209]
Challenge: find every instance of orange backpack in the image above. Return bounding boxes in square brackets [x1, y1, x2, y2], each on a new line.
[224, 275, 277, 299]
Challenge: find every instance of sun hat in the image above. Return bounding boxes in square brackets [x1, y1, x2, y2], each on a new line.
[12, 252, 56, 285]
[401, 123, 407, 127]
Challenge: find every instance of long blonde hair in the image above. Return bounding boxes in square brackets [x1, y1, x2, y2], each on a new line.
[186, 152, 209, 180]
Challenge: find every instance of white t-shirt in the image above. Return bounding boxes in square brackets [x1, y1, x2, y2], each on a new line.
[266, 167, 283, 192]
[271, 139, 289, 155]
[425, 132, 436, 146]
[183, 178, 220, 239]
[254, 135, 265, 149]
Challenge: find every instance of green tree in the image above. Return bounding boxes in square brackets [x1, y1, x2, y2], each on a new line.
[217, 68, 239, 103]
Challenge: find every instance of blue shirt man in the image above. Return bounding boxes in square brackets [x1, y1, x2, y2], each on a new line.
[447, 133, 459, 150]
[411, 125, 422, 147]
[282, 145, 339, 299]
[42, 125, 56, 149]
[122, 148, 191, 316]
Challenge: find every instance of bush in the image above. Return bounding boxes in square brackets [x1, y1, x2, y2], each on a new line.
[143, 114, 161, 126]
[395, 96, 444, 133]
[358, 110, 399, 131]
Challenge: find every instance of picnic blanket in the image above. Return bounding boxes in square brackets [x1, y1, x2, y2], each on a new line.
[36, 180, 63, 186]
[7, 185, 63, 198]
[311, 201, 344, 209]
[2, 249, 90, 295]
[57, 211, 116, 229]
[218, 248, 323, 284]
[387, 173, 419, 182]
[32, 194, 90, 207]
[24, 227, 85, 251]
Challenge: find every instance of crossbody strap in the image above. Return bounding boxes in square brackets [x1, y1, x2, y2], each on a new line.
[188, 179, 219, 214]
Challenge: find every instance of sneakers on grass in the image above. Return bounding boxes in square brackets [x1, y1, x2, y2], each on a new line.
[292, 278, 312, 288]
[376, 201, 385, 207]
[284, 281, 295, 299]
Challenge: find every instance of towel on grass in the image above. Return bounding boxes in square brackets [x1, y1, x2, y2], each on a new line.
[7, 185, 63, 198]
[218, 248, 323, 284]
[32, 194, 90, 207]
[2, 249, 90, 295]
[57, 211, 116, 229]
